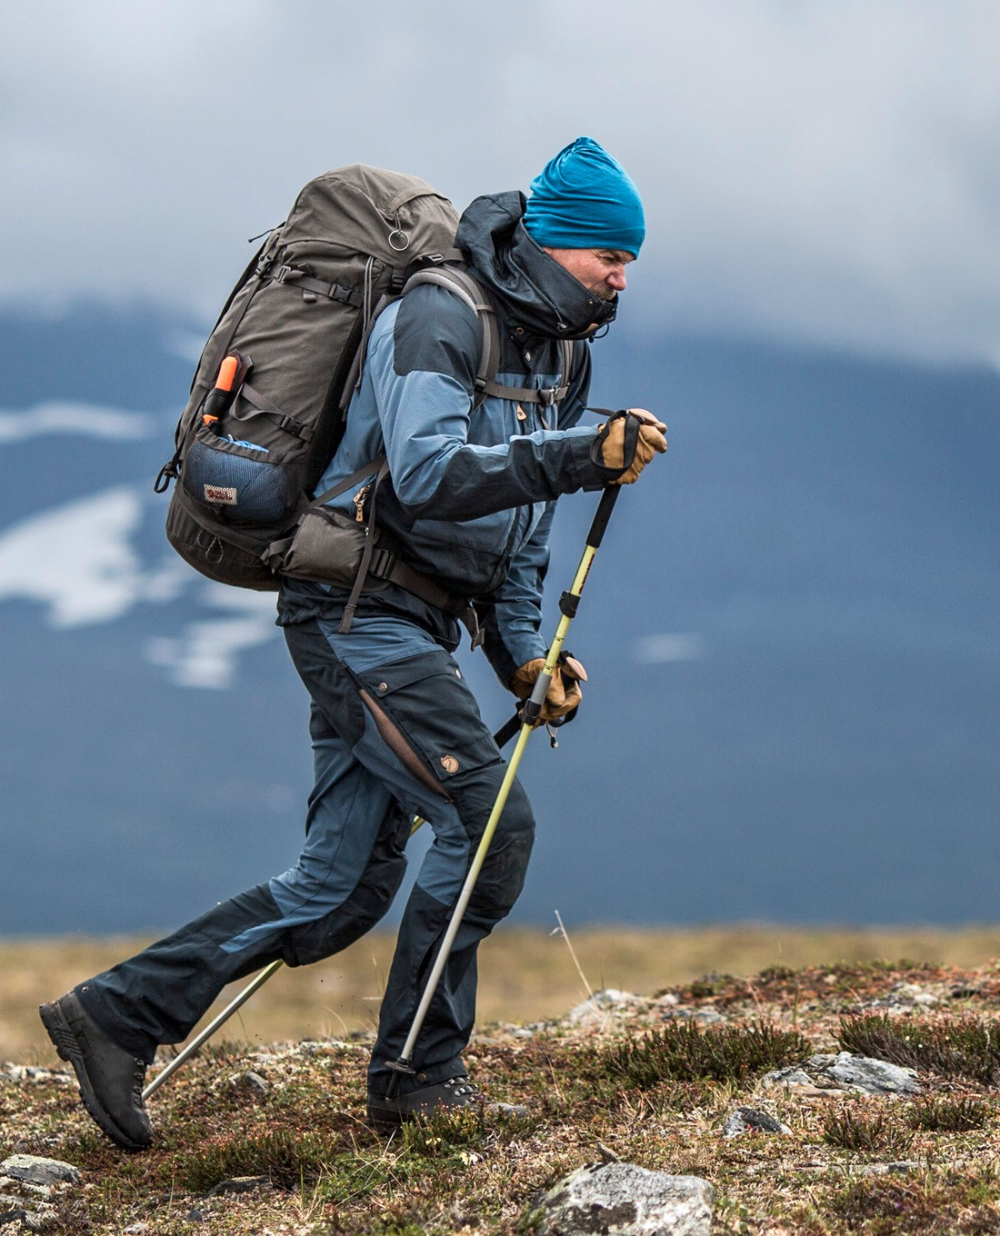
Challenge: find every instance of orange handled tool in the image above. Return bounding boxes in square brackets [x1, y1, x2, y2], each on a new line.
[202, 352, 247, 425]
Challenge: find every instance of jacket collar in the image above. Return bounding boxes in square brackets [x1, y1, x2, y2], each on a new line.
[455, 191, 618, 342]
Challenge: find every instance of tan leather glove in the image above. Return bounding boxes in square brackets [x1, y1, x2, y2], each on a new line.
[509, 655, 588, 723]
[597, 408, 667, 484]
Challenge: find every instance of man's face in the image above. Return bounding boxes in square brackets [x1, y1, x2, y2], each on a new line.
[542, 247, 634, 301]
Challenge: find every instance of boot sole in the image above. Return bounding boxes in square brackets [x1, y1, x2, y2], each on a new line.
[366, 1102, 406, 1128]
[39, 1001, 150, 1152]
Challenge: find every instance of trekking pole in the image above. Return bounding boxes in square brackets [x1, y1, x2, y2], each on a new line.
[142, 713, 525, 1104]
[385, 484, 621, 1097]
[142, 958, 283, 1101]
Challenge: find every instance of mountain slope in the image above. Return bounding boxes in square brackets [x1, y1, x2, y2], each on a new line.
[1, 306, 997, 933]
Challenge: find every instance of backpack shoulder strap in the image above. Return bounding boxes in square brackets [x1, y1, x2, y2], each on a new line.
[402, 266, 499, 409]
[401, 266, 575, 412]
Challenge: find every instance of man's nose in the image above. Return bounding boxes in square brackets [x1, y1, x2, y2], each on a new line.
[608, 267, 627, 292]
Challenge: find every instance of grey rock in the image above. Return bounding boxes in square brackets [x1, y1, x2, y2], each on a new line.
[0, 1157, 80, 1186]
[660, 1006, 727, 1026]
[207, 1176, 271, 1196]
[1, 1066, 70, 1086]
[808, 1053, 920, 1095]
[1, 1184, 51, 1201]
[860, 1160, 919, 1177]
[566, 990, 647, 1026]
[124, 1225, 151, 1234]
[21, 1209, 56, 1233]
[722, 1107, 791, 1138]
[529, 1162, 714, 1236]
[761, 1067, 815, 1089]
[870, 984, 938, 1011]
[229, 1071, 268, 1096]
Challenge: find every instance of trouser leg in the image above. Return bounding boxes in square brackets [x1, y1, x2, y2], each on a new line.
[294, 622, 537, 1096]
[78, 696, 408, 1063]
[368, 773, 535, 1094]
[79, 615, 535, 1086]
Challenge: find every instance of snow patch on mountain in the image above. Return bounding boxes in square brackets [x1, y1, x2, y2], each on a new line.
[0, 401, 154, 443]
[0, 485, 184, 625]
[145, 585, 279, 690]
[634, 633, 705, 664]
[0, 483, 281, 688]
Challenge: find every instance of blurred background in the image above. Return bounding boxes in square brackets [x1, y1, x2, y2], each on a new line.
[1, 0, 998, 941]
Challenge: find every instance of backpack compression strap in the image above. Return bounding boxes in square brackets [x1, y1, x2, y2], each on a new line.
[402, 267, 575, 412]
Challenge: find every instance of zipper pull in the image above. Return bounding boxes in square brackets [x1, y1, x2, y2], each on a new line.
[353, 482, 372, 523]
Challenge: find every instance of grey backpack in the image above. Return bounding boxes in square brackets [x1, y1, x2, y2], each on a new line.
[156, 164, 573, 606]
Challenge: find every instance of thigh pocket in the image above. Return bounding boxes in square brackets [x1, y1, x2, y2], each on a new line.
[353, 650, 502, 795]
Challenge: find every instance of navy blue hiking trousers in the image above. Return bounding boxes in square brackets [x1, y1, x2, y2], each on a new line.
[77, 615, 535, 1095]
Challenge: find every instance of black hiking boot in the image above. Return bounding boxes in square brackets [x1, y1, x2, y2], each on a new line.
[367, 1075, 528, 1127]
[39, 991, 152, 1151]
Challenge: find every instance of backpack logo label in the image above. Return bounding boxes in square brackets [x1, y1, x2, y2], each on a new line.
[204, 485, 238, 506]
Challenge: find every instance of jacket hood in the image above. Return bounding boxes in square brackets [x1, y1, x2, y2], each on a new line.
[455, 191, 618, 341]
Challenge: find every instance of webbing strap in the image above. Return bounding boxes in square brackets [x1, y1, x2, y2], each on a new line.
[315, 454, 479, 641]
[274, 265, 361, 306]
[403, 267, 497, 409]
[340, 460, 391, 633]
[235, 382, 314, 443]
[401, 268, 575, 411]
[312, 455, 386, 507]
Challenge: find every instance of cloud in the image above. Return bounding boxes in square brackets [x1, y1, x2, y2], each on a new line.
[0, 402, 154, 444]
[2, 1, 1000, 362]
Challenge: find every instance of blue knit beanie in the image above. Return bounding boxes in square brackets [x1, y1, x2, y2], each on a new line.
[523, 136, 645, 257]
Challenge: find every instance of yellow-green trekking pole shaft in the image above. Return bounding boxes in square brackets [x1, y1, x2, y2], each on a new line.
[388, 485, 620, 1087]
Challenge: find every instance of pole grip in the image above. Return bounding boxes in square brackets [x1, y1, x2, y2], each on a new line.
[586, 485, 620, 550]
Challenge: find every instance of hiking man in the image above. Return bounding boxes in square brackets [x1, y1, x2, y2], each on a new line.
[41, 136, 666, 1147]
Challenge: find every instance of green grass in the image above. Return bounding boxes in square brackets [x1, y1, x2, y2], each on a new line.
[822, 1103, 915, 1155]
[906, 1095, 994, 1132]
[178, 1126, 340, 1191]
[602, 1019, 811, 1088]
[837, 1014, 1000, 1085]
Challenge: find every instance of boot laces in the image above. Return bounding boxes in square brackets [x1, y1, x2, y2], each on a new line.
[131, 1059, 147, 1107]
[443, 1076, 476, 1097]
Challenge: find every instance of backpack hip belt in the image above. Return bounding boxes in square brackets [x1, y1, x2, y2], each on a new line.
[264, 457, 482, 646]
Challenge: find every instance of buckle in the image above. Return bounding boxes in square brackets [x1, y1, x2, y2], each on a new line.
[369, 547, 395, 579]
[538, 387, 558, 408]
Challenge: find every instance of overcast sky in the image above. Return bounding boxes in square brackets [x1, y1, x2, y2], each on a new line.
[3, 0, 1000, 364]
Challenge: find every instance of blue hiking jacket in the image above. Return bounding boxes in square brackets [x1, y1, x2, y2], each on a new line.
[277, 191, 623, 686]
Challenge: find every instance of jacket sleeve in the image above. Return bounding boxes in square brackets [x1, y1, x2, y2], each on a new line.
[366, 285, 619, 521]
[479, 501, 556, 686]
[479, 344, 594, 685]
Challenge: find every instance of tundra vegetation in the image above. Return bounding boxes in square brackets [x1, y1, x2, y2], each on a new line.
[4, 928, 1000, 1233]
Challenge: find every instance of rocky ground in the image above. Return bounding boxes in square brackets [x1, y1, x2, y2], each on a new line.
[4, 959, 1000, 1234]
